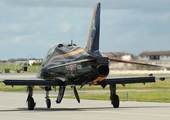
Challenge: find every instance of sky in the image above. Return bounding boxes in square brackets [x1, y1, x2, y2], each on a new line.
[0, 0, 170, 60]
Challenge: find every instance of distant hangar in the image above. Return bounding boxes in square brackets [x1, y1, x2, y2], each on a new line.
[103, 50, 170, 68]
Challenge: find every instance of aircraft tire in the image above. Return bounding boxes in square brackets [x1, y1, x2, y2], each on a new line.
[111, 94, 119, 108]
[46, 99, 51, 108]
[28, 96, 35, 110]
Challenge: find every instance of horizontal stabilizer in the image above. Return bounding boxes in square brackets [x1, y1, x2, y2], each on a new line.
[109, 58, 161, 67]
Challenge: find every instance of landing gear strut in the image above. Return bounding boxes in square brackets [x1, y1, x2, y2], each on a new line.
[27, 86, 36, 110]
[72, 86, 80, 103]
[56, 86, 66, 103]
[110, 84, 119, 108]
[45, 86, 51, 108]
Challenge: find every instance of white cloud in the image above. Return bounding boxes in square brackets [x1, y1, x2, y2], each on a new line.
[11, 36, 24, 43]
[0, 0, 170, 59]
[59, 21, 71, 32]
[9, 24, 21, 31]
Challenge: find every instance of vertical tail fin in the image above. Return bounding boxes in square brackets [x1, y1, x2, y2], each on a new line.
[84, 3, 101, 56]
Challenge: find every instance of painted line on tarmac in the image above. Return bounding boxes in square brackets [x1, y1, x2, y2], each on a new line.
[90, 111, 170, 117]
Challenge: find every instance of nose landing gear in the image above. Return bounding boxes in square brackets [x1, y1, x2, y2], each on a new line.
[45, 86, 51, 108]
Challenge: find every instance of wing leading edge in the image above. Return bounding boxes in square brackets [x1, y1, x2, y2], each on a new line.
[104, 76, 170, 85]
[3, 79, 64, 86]
[4, 76, 170, 86]
[104, 76, 155, 84]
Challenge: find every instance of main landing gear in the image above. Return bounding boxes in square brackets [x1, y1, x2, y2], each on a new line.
[110, 84, 120, 108]
[26, 86, 52, 110]
[26, 85, 119, 110]
[27, 86, 36, 110]
[26, 85, 67, 110]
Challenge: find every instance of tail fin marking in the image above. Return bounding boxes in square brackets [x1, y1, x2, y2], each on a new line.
[84, 3, 101, 56]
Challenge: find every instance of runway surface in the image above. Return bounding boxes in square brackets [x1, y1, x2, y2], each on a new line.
[0, 91, 170, 120]
[0, 73, 170, 120]
[0, 73, 36, 80]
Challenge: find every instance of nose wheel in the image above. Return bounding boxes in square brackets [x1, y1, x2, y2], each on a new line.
[45, 86, 51, 109]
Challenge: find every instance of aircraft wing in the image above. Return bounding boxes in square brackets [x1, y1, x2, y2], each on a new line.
[104, 76, 170, 85]
[3, 78, 64, 86]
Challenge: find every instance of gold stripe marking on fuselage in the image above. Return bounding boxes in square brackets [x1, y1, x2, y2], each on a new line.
[49, 49, 86, 63]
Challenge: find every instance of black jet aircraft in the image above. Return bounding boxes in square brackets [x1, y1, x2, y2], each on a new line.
[3, 3, 169, 110]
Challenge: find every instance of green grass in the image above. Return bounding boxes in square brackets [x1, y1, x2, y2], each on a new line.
[0, 72, 170, 103]
[0, 83, 41, 91]
[63, 90, 170, 103]
[0, 65, 41, 73]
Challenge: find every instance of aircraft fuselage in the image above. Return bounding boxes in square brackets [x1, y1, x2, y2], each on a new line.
[37, 42, 110, 86]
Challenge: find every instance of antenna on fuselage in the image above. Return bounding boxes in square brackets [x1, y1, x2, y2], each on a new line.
[71, 39, 73, 46]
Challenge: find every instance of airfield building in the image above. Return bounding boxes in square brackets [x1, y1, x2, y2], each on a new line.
[102, 52, 135, 70]
[138, 50, 170, 67]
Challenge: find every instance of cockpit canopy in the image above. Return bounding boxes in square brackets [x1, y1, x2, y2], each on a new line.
[42, 42, 80, 66]
[47, 42, 78, 55]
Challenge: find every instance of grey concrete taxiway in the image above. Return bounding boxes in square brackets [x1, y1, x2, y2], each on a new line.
[0, 73, 36, 80]
[0, 91, 170, 120]
[0, 73, 170, 120]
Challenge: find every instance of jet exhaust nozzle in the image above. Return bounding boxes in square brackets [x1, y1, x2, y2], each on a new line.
[97, 64, 109, 76]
